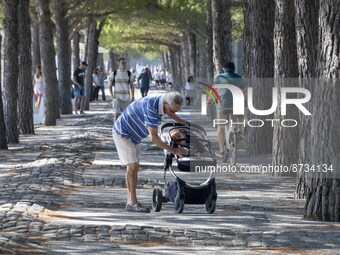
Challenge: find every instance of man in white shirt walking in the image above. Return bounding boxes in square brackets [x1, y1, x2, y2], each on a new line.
[109, 58, 135, 122]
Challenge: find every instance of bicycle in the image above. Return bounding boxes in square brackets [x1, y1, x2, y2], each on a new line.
[223, 115, 245, 165]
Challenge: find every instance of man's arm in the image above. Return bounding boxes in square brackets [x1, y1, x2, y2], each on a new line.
[148, 127, 187, 157]
[109, 79, 114, 98]
[167, 112, 189, 126]
[100, 73, 107, 84]
[129, 80, 135, 101]
[71, 75, 82, 89]
[137, 74, 141, 87]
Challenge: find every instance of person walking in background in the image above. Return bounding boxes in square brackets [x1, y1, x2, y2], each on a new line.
[153, 69, 160, 89]
[92, 67, 102, 101]
[159, 69, 167, 88]
[166, 71, 173, 90]
[185, 76, 195, 106]
[32, 65, 44, 108]
[213, 61, 244, 158]
[131, 68, 137, 88]
[138, 67, 152, 97]
[72, 61, 88, 115]
[109, 57, 135, 123]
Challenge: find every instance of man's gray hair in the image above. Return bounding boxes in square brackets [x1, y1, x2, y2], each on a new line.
[164, 91, 183, 107]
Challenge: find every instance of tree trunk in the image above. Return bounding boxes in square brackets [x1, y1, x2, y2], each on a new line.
[108, 51, 116, 72]
[107, 54, 111, 72]
[181, 37, 190, 80]
[2, 0, 19, 144]
[168, 49, 175, 83]
[211, 0, 232, 76]
[0, 35, 8, 149]
[243, 0, 275, 155]
[164, 52, 170, 71]
[83, 20, 104, 106]
[161, 52, 167, 71]
[84, 21, 96, 108]
[84, 25, 90, 62]
[55, 0, 72, 115]
[97, 53, 105, 71]
[93, 21, 104, 72]
[37, 0, 59, 125]
[197, 37, 207, 79]
[272, 0, 299, 175]
[188, 32, 197, 77]
[72, 31, 80, 72]
[205, 0, 214, 80]
[304, 0, 340, 222]
[17, 0, 34, 135]
[172, 46, 182, 90]
[31, 22, 41, 75]
[294, 0, 319, 198]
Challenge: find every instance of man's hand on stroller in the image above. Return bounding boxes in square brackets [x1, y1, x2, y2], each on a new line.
[172, 147, 189, 157]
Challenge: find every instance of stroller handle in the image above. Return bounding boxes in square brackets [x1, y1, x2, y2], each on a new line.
[160, 122, 206, 134]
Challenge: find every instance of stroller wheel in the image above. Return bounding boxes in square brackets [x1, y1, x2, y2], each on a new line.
[152, 187, 163, 212]
[205, 198, 216, 214]
[175, 198, 184, 213]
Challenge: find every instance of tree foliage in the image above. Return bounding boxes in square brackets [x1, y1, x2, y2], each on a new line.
[99, 0, 207, 54]
[0, 0, 244, 55]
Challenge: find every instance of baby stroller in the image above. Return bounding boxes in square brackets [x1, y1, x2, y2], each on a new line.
[152, 122, 217, 214]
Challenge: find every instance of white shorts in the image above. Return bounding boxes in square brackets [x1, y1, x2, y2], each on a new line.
[34, 82, 45, 95]
[112, 98, 130, 114]
[217, 108, 232, 119]
[217, 108, 232, 133]
[112, 130, 140, 165]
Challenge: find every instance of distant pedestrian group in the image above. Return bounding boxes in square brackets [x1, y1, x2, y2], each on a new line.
[152, 69, 174, 90]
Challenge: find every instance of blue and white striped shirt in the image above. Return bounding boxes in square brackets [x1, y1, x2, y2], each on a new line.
[113, 96, 164, 144]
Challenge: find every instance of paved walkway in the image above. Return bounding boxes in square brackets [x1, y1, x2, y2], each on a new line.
[0, 89, 339, 254]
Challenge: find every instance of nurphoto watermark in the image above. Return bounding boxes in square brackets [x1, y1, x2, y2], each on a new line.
[196, 78, 313, 128]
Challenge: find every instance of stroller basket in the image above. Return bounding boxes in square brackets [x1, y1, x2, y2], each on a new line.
[167, 180, 216, 204]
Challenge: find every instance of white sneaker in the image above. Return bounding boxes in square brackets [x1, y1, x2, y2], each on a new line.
[125, 203, 150, 213]
[214, 151, 224, 158]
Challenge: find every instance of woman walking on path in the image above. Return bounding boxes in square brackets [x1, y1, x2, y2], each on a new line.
[92, 67, 102, 101]
[185, 76, 195, 106]
[32, 65, 44, 108]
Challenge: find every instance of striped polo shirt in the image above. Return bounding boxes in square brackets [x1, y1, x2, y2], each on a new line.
[109, 70, 132, 101]
[113, 96, 164, 144]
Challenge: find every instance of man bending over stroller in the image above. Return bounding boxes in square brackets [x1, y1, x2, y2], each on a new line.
[112, 92, 189, 213]
[170, 128, 210, 157]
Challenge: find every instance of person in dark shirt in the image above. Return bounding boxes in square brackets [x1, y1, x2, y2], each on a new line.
[138, 67, 152, 97]
[72, 61, 88, 114]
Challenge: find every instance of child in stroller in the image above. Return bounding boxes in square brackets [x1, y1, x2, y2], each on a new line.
[169, 128, 210, 157]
